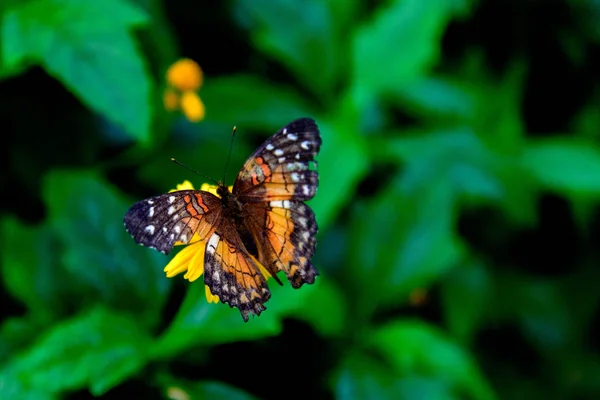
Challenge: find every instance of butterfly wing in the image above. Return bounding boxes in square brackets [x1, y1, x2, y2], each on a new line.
[233, 118, 321, 286]
[244, 200, 318, 288]
[203, 226, 271, 321]
[233, 118, 321, 201]
[124, 190, 222, 254]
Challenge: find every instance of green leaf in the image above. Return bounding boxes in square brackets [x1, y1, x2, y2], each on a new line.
[0, 369, 56, 400]
[310, 117, 369, 230]
[234, 0, 348, 99]
[7, 307, 152, 395]
[201, 74, 316, 130]
[333, 351, 454, 400]
[42, 170, 169, 325]
[493, 273, 574, 352]
[374, 128, 504, 201]
[0, 217, 62, 319]
[0, 316, 45, 363]
[1, 0, 153, 143]
[442, 260, 492, 344]
[370, 320, 496, 400]
[348, 170, 463, 315]
[152, 282, 281, 358]
[392, 76, 475, 121]
[352, 0, 453, 94]
[522, 138, 600, 195]
[153, 274, 344, 358]
[472, 59, 527, 154]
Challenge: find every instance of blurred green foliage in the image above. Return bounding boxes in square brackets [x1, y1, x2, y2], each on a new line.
[1, 0, 600, 399]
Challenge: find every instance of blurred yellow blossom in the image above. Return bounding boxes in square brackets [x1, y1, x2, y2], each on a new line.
[163, 58, 205, 122]
[180, 91, 205, 122]
[166, 58, 203, 91]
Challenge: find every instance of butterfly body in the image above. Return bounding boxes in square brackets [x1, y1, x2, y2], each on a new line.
[124, 118, 321, 321]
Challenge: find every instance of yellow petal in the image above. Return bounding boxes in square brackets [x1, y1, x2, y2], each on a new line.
[205, 285, 220, 303]
[169, 180, 195, 193]
[200, 182, 233, 198]
[248, 253, 272, 280]
[164, 244, 198, 278]
[183, 241, 206, 282]
[181, 91, 205, 122]
[166, 58, 203, 91]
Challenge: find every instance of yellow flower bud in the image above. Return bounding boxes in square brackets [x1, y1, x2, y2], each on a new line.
[180, 91, 205, 122]
[166, 58, 203, 91]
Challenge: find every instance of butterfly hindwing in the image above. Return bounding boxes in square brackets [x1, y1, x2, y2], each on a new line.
[124, 190, 221, 254]
[202, 229, 271, 321]
[234, 118, 321, 201]
[244, 200, 318, 288]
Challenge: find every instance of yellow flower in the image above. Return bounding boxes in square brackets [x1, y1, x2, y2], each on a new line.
[163, 58, 205, 122]
[180, 91, 205, 122]
[166, 58, 203, 91]
[162, 180, 272, 305]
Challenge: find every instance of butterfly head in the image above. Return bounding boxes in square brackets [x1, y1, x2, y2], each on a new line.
[216, 181, 231, 199]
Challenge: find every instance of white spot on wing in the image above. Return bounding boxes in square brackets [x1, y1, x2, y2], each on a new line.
[295, 153, 300, 160]
[162, 227, 168, 233]
[301, 141, 310, 150]
[169, 196, 176, 203]
[274, 149, 284, 156]
[174, 225, 181, 233]
[180, 234, 187, 242]
[168, 206, 176, 215]
[270, 200, 291, 209]
[148, 207, 154, 217]
[147, 200, 154, 205]
[212, 271, 220, 283]
[145, 225, 155, 235]
[287, 133, 298, 140]
[291, 172, 300, 182]
[302, 185, 311, 196]
[266, 144, 274, 150]
[278, 157, 286, 163]
[207, 233, 220, 254]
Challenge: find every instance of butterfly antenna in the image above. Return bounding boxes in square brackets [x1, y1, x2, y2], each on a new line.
[171, 158, 220, 186]
[222, 126, 237, 184]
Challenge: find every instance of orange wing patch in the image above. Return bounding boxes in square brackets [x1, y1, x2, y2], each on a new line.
[245, 200, 318, 289]
[124, 190, 222, 254]
[203, 229, 271, 321]
[237, 155, 273, 189]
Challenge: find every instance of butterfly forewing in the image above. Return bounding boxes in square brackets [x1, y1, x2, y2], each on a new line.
[124, 190, 221, 254]
[233, 118, 321, 202]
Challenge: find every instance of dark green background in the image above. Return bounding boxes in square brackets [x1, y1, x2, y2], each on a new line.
[1, 0, 600, 399]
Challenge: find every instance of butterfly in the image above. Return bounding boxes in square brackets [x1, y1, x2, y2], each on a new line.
[124, 118, 321, 321]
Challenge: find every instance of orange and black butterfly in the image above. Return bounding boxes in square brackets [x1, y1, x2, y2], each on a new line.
[124, 118, 321, 321]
